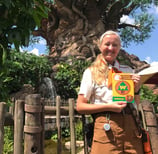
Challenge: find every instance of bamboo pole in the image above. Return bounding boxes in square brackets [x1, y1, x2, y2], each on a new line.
[69, 98, 76, 154]
[0, 102, 6, 154]
[56, 96, 62, 154]
[14, 100, 24, 154]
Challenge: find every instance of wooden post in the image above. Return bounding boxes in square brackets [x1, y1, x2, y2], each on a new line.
[41, 98, 45, 154]
[0, 102, 6, 154]
[69, 98, 76, 154]
[14, 100, 24, 154]
[56, 96, 62, 154]
[24, 94, 43, 154]
[82, 115, 88, 154]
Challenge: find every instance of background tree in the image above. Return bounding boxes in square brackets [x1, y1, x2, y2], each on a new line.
[0, 0, 49, 77]
[32, 0, 158, 98]
[0, 0, 158, 100]
[0, 0, 50, 101]
[33, 0, 157, 63]
[0, 0, 49, 50]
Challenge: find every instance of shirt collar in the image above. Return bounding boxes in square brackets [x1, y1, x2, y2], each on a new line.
[108, 60, 120, 70]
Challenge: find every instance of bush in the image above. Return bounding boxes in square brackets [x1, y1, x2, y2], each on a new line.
[3, 127, 14, 154]
[50, 120, 83, 142]
[140, 85, 158, 103]
[75, 119, 83, 141]
[0, 50, 52, 102]
[140, 85, 158, 113]
[54, 58, 91, 99]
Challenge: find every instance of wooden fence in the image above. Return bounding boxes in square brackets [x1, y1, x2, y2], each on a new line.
[1, 94, 158, 154]
[0, 94, 87, 154]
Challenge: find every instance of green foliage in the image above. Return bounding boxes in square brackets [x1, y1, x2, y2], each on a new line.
[140, 85, 158, 113]
[0, 0, 49, 49]
[140, 85, 158, 103]
[0, 50, 52, 101]
[51, 130, 58, 141]
[3, 127, 14, 154]
[0, 45, 12, 101]
[75, 119, 83, 141]
[54, 58, 91, 99]
[50, 128, 70, 141]
[120, 12, 155, 47]
[51, 120, 83, 141]
[9, 50, 52, 90]
[0, 0, 50, 101]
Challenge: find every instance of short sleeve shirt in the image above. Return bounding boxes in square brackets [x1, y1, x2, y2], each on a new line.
[78, 61, 134, 104]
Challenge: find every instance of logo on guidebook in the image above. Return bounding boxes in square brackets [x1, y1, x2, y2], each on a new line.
[112, 73, 134, 103]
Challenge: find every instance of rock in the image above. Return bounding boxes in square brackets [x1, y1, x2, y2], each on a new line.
[65, 140, 84, 150]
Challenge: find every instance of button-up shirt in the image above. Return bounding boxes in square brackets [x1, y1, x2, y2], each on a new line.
[78, 61, 134, 104]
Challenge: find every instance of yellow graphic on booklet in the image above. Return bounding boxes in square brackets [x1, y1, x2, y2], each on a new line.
[112, 73, 134, 103]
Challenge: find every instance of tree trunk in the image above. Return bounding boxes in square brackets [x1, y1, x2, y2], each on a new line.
[33, 0, 148, 70]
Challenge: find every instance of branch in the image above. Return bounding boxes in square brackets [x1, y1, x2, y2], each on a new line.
[96, 0, 111, 16]
[56, 0, 74, 20]
[120, 3, 137, 15]
[118, 23, 141, 30]
[47, 6, 59, 32]
[72, 0, 88, 34]
[72, 0, 87, 20]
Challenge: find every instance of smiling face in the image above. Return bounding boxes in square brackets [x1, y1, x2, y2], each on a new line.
[99, 33, 121, 64]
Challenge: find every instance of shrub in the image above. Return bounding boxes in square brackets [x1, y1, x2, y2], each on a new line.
[140, 85, 158, 103]
[3, 127, 14, 154]
[54, 58, 91, 99]
[0, 50, 52, 102]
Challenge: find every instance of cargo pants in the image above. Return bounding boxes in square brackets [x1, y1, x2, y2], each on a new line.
[90, 113, 144, 154]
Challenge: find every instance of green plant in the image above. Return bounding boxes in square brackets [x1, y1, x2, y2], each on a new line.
[140, 85, 158, 113]
[54, 58, 91, 99]
[50, 119, 83, 142]
[75, 119, 83, 141]
[0, 45, 12, 102]
[51, 130, 58, 141]
[51, 128, 70, 141]
[3, 127, 14, 154]
[8, 50, 52, 92]
[140, 85, 158, 103]
[0, 50, 52, 102]
[0, 0, 49, 50]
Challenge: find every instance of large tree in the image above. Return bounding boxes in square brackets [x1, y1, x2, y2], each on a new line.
[0, 0, 49, 101]
[0, 0, 49, 50]
[0, 0, 157, 100]
[33, 0, 157, 67]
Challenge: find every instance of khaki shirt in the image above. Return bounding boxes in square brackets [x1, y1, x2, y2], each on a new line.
[79, 61, 134, 104]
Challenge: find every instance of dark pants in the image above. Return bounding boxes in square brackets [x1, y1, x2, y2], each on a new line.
[90, 113, 144, 154]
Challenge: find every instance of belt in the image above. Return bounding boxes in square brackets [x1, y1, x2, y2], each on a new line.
[92, 105, 132, 120]
[121, 105, 132, 114]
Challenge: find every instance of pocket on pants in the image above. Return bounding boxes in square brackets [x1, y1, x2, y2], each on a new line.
[93, 122, 115, 144]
